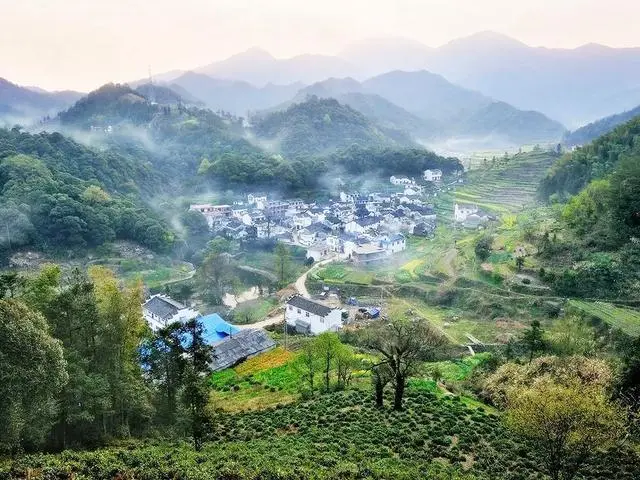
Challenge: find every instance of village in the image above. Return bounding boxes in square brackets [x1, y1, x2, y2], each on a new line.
[139, 168, 497, 373]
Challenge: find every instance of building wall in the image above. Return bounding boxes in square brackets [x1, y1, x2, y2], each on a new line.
[143, 306, 199, 332]
[285, 304, 342, 335]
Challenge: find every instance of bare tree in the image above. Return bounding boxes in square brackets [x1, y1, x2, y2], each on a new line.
[363, 318, 446, 410]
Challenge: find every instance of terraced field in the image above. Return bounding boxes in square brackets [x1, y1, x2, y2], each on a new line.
[569, 300, 640, 337]
[453, 150, 559, 214]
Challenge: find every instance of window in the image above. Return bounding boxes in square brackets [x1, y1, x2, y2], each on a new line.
[297, 309, 301, 314]
[305, 312, 309, 317]
[320, 317, 324, 323]
[288, 305, 293, 310]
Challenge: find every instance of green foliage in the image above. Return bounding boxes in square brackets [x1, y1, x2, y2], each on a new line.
[252, 96, 415, 158]
[0, 299, 67, 454]
[5, 388, 638, 479]
[474, 234, 493, 261]
[0, 128, 174, 254]
[541, 115, 640, 199]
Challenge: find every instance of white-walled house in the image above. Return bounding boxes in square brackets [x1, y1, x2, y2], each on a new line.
[390, 176, 414, 186]
[344, 216, 381, 234]
[454, 203, 479, 222]
[423, 169, 443, 182]
[380, 234, 406, 254]
[285, 295, 343, 334]
[143, 294, 199, 331]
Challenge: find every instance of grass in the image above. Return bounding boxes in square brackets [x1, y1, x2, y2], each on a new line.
[315, 264, 374, 285]
[209, 348, 301, 412]
[569, 300, 640, 337]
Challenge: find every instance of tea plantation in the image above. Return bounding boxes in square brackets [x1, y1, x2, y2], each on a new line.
[3, 389, 638, 480]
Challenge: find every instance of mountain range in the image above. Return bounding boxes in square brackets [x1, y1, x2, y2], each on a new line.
[0, 77, 83, 124]
[278, 73, 565, 145]
[155, 32, 640, 127]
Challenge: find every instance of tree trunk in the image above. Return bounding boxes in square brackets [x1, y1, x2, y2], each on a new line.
[375, 379, 384, 408]
[393, 376, 405, 411]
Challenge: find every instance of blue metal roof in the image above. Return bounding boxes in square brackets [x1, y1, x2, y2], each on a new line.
[200, 313, 240, 344]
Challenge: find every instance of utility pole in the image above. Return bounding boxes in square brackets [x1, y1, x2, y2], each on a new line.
[283, 308, 288, 350]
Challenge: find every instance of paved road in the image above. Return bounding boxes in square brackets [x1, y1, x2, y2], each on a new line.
[294, 255, 341, 298]
[237, 255, 342, 330]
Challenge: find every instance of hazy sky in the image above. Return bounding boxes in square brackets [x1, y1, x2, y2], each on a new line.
[1, 0, 639, 91]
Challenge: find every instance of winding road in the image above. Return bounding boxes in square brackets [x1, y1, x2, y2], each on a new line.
[237, 255, 342, 330]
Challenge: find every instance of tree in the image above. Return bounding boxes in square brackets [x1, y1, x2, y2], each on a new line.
[335, 345, 356, 389]
[474, 234, 493, 261]
[515, 256, 524, 271]
[0, 300, 67, 454]
[142, 322, 187, 426]
[363, 318, 446, 410]
[89, 266, 151, 438]
[370, 363, 393, 408]
[315, 332, 341, 391]
[522, 319, 546, 363]
[180, 318, 212, 451]
[198, 251, 233, 305]
[506, 380, 626, 480]
[274, 242, 291, 287]
[297, 340, 319, 395]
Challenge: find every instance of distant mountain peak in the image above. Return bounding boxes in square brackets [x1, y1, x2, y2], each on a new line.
[229, 47, 275, 62]
[441, 30, 528, 50]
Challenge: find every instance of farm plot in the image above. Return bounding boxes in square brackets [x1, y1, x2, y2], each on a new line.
[454, 151, 558, 214]
[569, 300, 640, 337]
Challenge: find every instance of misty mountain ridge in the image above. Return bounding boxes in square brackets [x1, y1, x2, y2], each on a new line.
[268, 73, 565, 145]
[0, 77, 83, 125]
[145, 31, 640, 127]
[170, 71, 302, 116]
[563, 104, 640, 146]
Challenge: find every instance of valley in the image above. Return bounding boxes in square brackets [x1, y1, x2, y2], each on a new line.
[2, 23, 640, 480]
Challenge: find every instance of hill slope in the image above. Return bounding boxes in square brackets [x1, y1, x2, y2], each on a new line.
[564, 106, 640, 146]
[454, 101, 566, 143]
[171, 72, 301, 115]
[251, 96, 416, 157]
[0, 77, 83, 124]
[0, 128, 172, 256]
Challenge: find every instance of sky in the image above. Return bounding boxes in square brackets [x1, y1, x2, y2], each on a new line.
[1, 0, 639, 91]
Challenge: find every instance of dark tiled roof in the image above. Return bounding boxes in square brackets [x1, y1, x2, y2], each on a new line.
[210, 329, 276, 372]
[356, 216, 381, 227]
[287, 295, 333, 317]
[143, 295, 184, 320]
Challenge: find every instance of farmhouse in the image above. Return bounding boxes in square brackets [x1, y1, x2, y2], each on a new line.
[351, 243, 387, 264]
[344, 216, 382, 234]
[189, 203, 232, 226]
[285, 295, 343, 335]
[142, 294, 199, 331]
[423, 169, 443, 182]
[454, 203, 479, 222]
[390, 176, 414, 186]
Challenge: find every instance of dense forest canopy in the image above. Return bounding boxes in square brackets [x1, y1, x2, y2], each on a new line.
[251, 96, 415, 158]
[0, 128, 173, 261]
[540, 115, 640, 199]
[535, 114, 640, 299]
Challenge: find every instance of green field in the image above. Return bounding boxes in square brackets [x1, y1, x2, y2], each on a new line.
[569, 300, 640, 337]
[453, 150, 558, 214]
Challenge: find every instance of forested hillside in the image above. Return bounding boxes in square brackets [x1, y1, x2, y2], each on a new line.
[0, 128, 173, 261]
[541, 115, 640, 198]
[564, 105, 640, 146]
[534, 115, 640, 299]
[251, 96, 415, 157]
